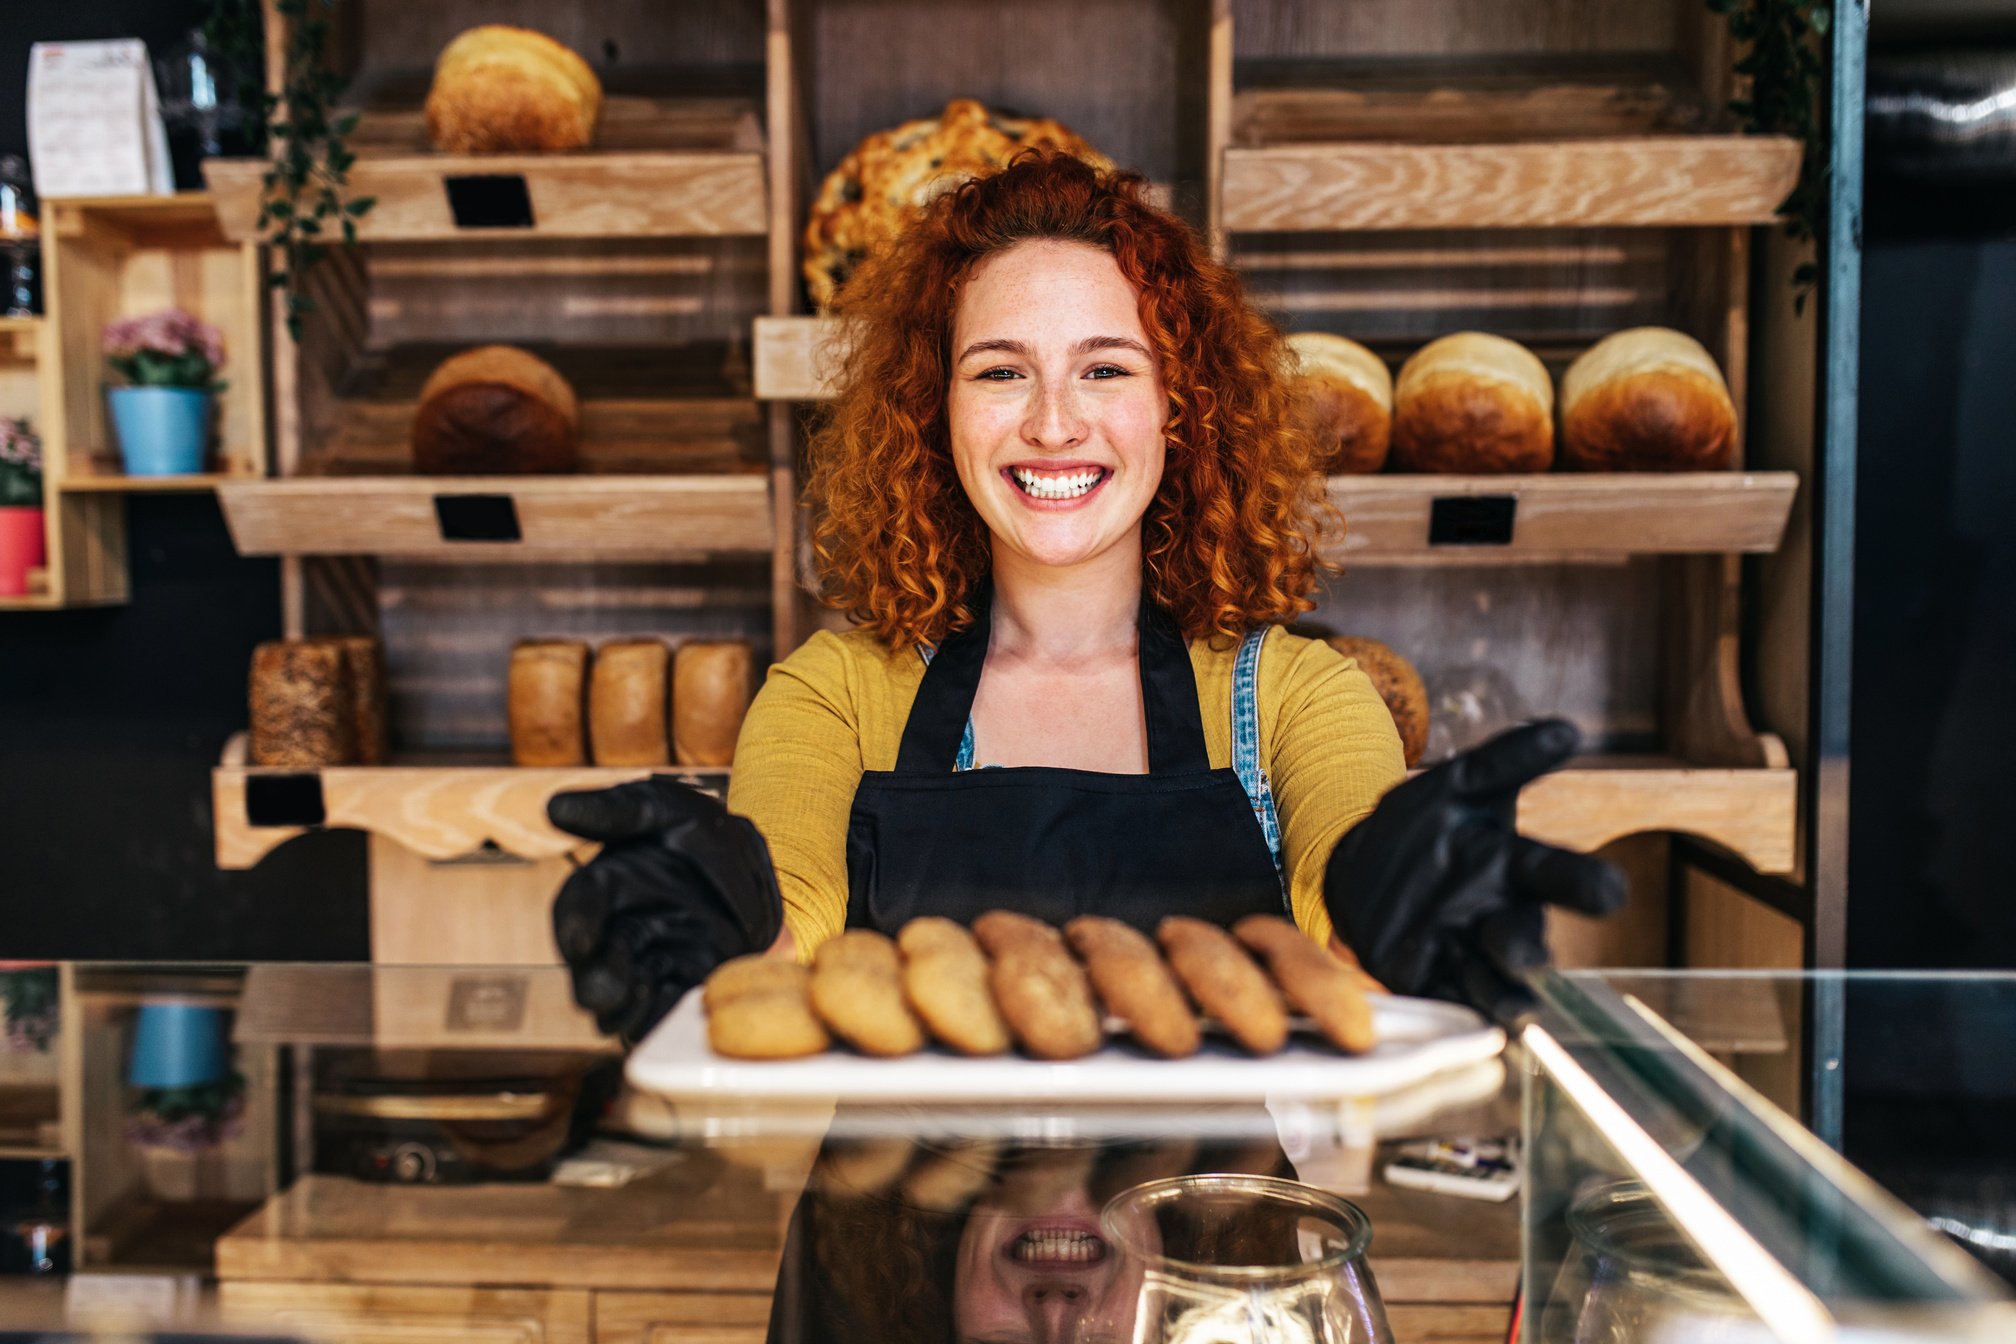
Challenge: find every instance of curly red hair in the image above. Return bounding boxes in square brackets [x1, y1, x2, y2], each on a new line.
[807, 152, 1334, 647]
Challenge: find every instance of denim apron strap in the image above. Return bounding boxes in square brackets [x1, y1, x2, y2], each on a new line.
[1232, 626, 1286, 881]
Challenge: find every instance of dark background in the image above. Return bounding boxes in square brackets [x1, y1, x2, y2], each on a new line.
[0, 0, 367, 960]
[0, 3, 2012, 972]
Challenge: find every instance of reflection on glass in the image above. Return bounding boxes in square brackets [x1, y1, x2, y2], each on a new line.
[1101, 1174, 1392, 1344]
[1541, 1179, 1759, 1344]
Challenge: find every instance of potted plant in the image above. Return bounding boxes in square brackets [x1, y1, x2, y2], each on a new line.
[102, 309, 227, 476]
[0, 418, 43, 597]
[0, 964, 58, 1054]
[123, 1001, 245, 1151]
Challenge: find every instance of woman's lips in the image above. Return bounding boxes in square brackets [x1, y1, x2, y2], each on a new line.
[1002, 464, 1111, 510]
[1006, 1220, 1109, 1265]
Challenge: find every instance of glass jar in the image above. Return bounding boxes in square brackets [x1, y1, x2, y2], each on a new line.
[1102, 1173, 1393, 1344]
[0, 156, 40, 318]
[1540, 1179, 1760, 1343]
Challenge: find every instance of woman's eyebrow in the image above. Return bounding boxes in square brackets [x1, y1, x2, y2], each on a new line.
[954, 335, 1151, 362]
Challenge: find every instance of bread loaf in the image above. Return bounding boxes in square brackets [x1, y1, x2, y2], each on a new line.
[249, 640, 357, 768]
[412, 345, 580, 475]
[509, 640, 589, 767]
[323, 636, 388, 766]
[1325, 636, 1429, 767]
[804, 99, 1112, 309]
[589, 639, 670, 767]
[673, 641, 754, 767]
[424, 26, 602, 154]
[1560, 327, 1737, 471]
[1391, 332, 1554, 473]
[1286, 332, 1391, 474]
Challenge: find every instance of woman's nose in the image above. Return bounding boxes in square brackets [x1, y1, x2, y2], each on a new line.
[1023, 1281, 1090, 1344]
[1023, 379, 1088, 450]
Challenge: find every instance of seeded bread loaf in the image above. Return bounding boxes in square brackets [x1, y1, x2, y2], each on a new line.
[1325, 635, 1429, 767]
[1391, 332, 1555, 474]
[412, 345, 580, 475]
[249, 640, 357, 768]
[672, 640, 754, 767]
[424, 25, 602, 154]
[1560, 327, 1737, 471]
[323, 635, 389, 766]
[1286, 332, 1392, 474]
[589, 638, 670, 767]
[509, 639, 589, 767]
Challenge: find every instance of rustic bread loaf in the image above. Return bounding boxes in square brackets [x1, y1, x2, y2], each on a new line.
[588, 639, 670, 767]
[412, 345, 579, 475]
[803, 98, 1111, 309]
[1560, 327, 1737, 471]
[1391, 332, 1555, 473]
[672, 640, 754, 767]
[249, 640, 357, 768]
[1286, 332, 1392, 474]
[508, 639, 589, 767]
[1325, 635, 1429, 767]
[322, 635, 388, 766]
[424, 25, 602, 154]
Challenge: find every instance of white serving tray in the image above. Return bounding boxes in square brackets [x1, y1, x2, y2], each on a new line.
[625, 990, 1506, 1106]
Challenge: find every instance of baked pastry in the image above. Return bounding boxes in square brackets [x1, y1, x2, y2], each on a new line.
[412, 345, 580, 475]
[1391, 332, 1554, 473]
[672, 640, 754, 767]
[1065, 916, 1201, 1058]
[703, 956, 829, 1060]
[1233, 915, 1376, 1054]
[898, 917, 1010, 1055]
[810, 930, 925, 1057]
[1286, 332, 1392, 474]
[1324, 635, 1429, 767]
[508, 639, 589, 767]
[424, 25, 602, 154]
[249, 640, 357, 768]
[320, 636, 388, 766]
[588, 639, 669, 767]
[1156, 916, 1288, 1055]
[973, 912, 1102, 1060]
[1560, 327, 1737, 471]
[803, 98, 1112, 309]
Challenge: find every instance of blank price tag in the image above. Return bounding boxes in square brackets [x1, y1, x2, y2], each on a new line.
[1428, 495, 1517, 546]
[444, 173, 535, 228]
[434, 493, 522, 542]
[245, 773, 326, 827]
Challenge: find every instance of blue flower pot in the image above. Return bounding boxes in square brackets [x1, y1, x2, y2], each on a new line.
[107, 386, 212, 476]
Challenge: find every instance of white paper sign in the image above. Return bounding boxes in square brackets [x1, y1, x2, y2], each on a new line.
[26, 39, 174, 199]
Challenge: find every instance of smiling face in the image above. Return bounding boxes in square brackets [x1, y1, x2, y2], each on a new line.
[947, 239, 1168, 577]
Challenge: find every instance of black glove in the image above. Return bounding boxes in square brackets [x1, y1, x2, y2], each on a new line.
[549, 778, 785, 1045]
[1325, 719, 1627, 1027]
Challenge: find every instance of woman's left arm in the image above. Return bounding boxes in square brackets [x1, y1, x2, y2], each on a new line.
[1262, 634, 1408, 946]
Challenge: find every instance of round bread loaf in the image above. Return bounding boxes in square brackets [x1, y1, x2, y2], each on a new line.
[508, 639, 589, 767]
[803, 98, 1112, 310]
[424, 26, 602, 154]
[1325, 635, 1429, 767]
[249, 639, 358, 768]
[673, 640, 754, 768]
[1560, 327, 1737, 471]
[588, 639, 670, 767]
[1286, 332, 1392, 474]
[1391, 332, 1554, 474]
[412, 345, 579, 475]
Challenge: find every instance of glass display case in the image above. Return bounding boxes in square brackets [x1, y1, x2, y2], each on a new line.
[0, 964, 2008, 1342]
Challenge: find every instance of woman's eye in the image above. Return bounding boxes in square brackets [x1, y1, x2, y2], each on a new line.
[1086, 364, 1131, 380]
[975, 367, 1021, 381]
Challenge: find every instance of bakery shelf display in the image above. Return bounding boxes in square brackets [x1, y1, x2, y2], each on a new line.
[210, 732, 728, 870]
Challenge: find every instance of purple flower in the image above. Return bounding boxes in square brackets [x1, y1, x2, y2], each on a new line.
[102, 307, 226, 374]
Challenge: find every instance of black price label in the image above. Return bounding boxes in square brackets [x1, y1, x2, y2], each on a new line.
[434, 494, 522, 542]
[1428, 495, 1518, 546]
[444, 174, 536, 229]
[245, 773, 327, 827]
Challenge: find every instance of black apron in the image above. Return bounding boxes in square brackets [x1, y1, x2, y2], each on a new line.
[843, 584, 1284, 935]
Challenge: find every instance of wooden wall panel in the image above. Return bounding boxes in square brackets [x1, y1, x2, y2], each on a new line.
[1230, 0, 1682, 59]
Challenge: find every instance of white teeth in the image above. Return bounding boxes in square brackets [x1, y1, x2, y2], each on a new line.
[1010, 467, 1103, 500]
[1012, 1230, 1105, 1263]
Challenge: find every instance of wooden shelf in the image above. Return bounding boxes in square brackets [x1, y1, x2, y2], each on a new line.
[205, 89, 768, 243]
[1221, 59, 1800, 233]
[215, 474, 772, 560]
[1326, 472, 1797, 560]
[212, 734, 730, 869]
[1516, 758, 1795, 875]
[57, 471, 259, 494]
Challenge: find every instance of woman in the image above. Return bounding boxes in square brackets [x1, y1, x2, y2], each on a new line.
[550, 154, 1621, 1042]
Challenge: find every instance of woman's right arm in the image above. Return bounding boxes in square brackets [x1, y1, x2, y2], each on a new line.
[725, 631, 867, 961]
